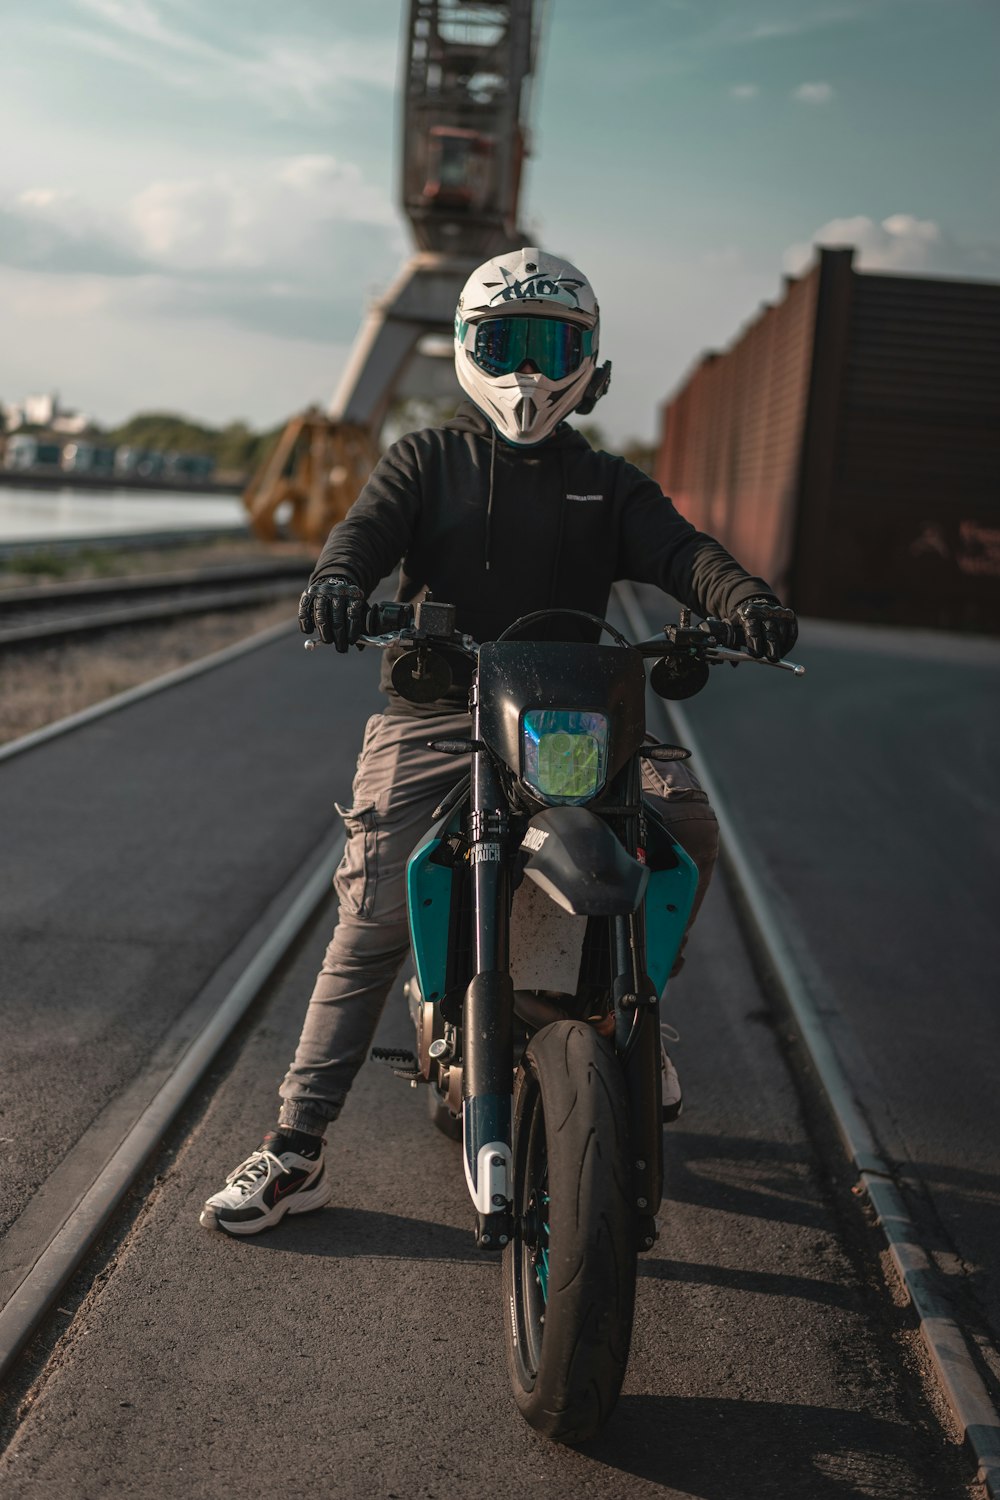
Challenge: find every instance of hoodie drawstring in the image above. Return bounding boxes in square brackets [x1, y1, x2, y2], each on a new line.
[482, 418, 571, 594]
[484, 424, 497, 572]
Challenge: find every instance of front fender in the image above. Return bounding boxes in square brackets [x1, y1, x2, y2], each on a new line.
[519, 806, 648, 917]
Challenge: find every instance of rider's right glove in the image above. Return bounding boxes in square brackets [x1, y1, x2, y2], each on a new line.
[729, 595, 798, 662]
[298, 576, 367, 653]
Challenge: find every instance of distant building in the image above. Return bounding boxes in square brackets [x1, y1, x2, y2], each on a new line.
[655, 248, 1000, 631]
[2, 433, 64, 471]
[4, 391, 89, 434]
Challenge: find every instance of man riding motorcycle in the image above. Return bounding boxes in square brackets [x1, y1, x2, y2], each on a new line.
[201, 248, 798, 1235]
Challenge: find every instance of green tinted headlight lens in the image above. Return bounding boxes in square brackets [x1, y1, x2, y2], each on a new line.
[522, 710, 609, 805]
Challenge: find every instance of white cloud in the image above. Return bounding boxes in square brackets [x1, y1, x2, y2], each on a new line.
[0, 151, 406, 354]
[783, 213, 1000, 277]
[749, 10, 859, 42]
[0, 264, 354, 428]
[18, 188, 61, 208]
[729, 83, 760, 100]
[686, 7, 862, 49]
[0, 192, 147, 276]
[60, 0, 396, 120]
[793, 81, 836, 104]
[4, 154, 402, 284]
[130, 156, 401, 274]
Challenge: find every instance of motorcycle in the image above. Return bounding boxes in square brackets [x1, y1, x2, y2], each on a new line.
[322, 597, 803, 1442]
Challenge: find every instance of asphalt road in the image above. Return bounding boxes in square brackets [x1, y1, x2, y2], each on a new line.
[0, 612, 987, 1496]
[0, 625, 381, 1240]
[640, 600, 1000, 1387]
[0, 870, 974, 1498]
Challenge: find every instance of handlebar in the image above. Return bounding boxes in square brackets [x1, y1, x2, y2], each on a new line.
[304, 599, 804, 678]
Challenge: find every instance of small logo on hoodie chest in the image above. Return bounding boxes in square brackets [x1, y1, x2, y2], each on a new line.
[566, 493, 604, 503]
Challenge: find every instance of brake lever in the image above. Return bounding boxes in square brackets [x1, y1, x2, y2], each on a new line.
[303, 629, 407, 652]
[306, 627, 482, 657]
[707, 645, 806, 676]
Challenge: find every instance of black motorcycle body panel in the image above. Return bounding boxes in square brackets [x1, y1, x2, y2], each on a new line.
[477, 640, 646, 795]
[520, 807, 649, 916]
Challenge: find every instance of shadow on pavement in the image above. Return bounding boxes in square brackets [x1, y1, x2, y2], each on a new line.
[665, 1130, 828, 1232]
[231, 1204, 485, 1263]
[584, 1393, 948, 1498]
[638, 1257, 857, 1314]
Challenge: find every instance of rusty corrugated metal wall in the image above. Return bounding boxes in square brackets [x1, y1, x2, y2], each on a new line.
[655, 260, 820, 599]
[822, 268, 1000, 627]
[656, 247, 1000, 629]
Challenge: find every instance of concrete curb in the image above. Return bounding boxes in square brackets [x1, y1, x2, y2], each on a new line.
[615, 579, 1000, 1497]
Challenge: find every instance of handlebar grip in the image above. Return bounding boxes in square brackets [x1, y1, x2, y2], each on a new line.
[366, 601, 414, 634]
[702, 617, 737, 649]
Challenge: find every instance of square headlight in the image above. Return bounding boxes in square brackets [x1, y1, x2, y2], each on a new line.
[522, 710, 609, 805]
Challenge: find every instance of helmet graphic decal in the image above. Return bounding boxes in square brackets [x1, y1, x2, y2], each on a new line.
[482, 262, 587, 311]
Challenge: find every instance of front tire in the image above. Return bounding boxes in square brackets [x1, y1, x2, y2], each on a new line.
[502, 1020, 636, 1443]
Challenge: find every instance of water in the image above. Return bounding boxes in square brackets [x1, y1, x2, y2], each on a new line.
[0, 485, 248, 546]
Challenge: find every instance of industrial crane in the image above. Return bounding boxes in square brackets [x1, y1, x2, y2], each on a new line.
[244, 0, 546, 545]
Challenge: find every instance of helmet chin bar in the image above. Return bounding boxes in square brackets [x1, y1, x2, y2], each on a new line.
[456, 352, 595, 446]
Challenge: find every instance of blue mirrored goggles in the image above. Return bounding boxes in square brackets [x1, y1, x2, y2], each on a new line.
[471, 317, 590, 380]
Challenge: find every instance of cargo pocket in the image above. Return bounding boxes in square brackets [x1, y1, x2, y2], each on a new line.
[641, 757, 710, 805]
[333, 800, 378, 918]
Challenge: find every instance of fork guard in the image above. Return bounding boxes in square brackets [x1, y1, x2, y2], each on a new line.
[520, 807, 649, 917]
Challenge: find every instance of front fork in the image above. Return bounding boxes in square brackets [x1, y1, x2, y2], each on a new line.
[462, 695, 514, 1250]
[460, 740, 661, 1251]
[612, 759, 664, 1247]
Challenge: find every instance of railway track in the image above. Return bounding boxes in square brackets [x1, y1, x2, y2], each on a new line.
[0, 559, 309, 648]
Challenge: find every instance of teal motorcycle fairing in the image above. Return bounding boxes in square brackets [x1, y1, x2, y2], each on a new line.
[406, 804, 464, 1006]
[406, 799, 698, 1007]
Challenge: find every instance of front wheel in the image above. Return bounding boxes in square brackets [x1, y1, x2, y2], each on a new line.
[503, 1020, 636, 1443]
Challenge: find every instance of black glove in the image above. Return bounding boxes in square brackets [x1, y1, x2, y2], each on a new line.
[730, 596, 798, 662]
[298, 576, 367, 652]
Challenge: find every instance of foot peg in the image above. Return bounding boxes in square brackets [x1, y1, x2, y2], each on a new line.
[371, 1046, 422, 1082]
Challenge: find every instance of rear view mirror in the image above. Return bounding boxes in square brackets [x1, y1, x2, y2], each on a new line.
[649, 656, 709, 701]
[391, 648, 454, 704]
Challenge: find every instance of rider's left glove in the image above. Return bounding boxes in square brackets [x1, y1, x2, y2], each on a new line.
[298, 576, 368, 652]
[729, 596, 798, 662]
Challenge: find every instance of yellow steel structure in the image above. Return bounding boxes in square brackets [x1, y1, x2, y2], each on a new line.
[243, 412, 377, 545]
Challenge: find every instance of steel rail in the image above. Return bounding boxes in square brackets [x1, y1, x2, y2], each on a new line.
[0, 558, 308, 611]
[0, 529, 246, 561]
[0, 582, 297, 647]
[615, 579, 1000, 1498]
[0, 828, 345, 1385]
[0, 563, 307, 648]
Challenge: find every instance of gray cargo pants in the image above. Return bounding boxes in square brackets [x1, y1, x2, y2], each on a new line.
[278, 710, 719, 1137]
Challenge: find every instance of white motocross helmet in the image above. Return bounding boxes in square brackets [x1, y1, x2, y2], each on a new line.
[454, 247, 610, 446]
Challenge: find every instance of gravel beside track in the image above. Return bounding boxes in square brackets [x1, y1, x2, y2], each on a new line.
[0, 601, 295, 744]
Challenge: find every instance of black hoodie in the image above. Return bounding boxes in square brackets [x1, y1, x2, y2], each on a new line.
[310, 403, 777, 712]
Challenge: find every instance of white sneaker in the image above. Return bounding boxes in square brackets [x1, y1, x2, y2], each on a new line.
[200, 1143, 330, 1236]
[662, 1048, 683, 1123]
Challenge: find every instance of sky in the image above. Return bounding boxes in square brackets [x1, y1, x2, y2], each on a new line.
[1, 0, 998, 444]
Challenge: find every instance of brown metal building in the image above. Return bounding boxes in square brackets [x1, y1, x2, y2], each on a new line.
[655, 247, 1000, 630]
